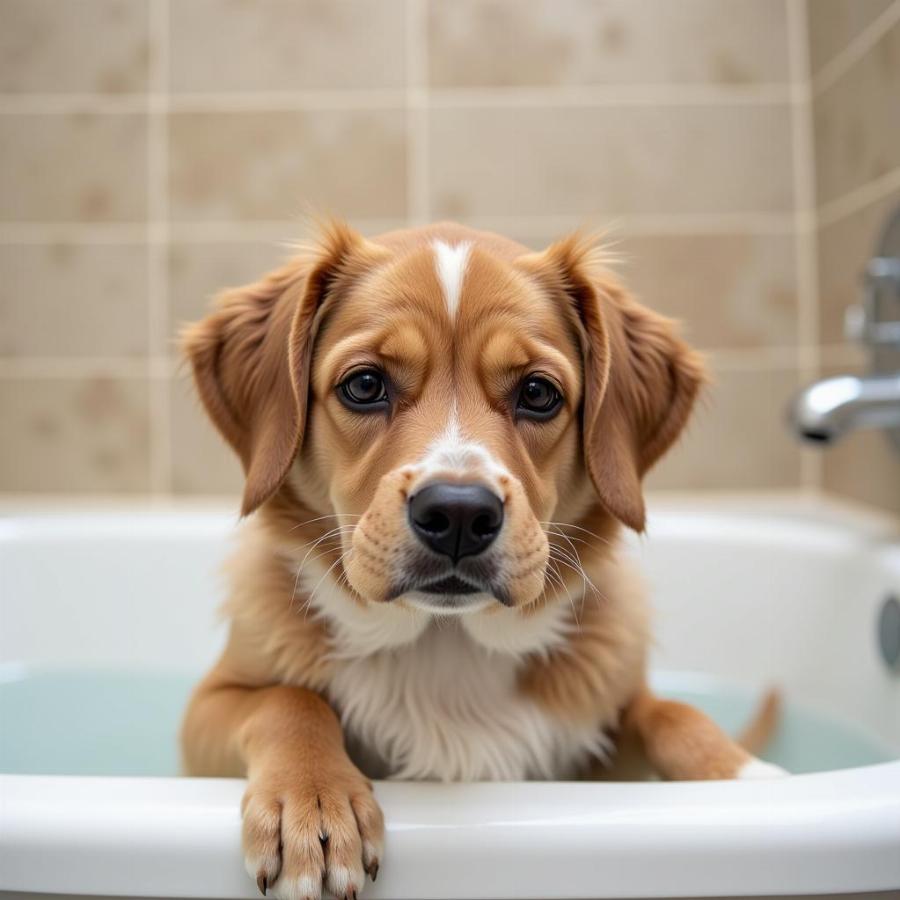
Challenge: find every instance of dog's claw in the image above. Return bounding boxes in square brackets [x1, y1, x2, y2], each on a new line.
[256, 873, 267, 896]
[366, 859, 379, 882]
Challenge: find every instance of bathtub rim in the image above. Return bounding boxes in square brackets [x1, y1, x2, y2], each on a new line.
[2, 496, 899, 897]
[2, 764, 900, 899]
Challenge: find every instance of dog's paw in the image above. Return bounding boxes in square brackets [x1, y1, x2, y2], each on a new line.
[241, 765, 384, 900]
[738, 757, 789, 779]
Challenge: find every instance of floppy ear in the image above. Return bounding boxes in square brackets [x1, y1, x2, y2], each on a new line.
[181, 221, 385, 516]
[519, 234, 706, 532]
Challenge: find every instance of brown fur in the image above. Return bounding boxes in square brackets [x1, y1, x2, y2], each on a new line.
[180, 221, 771, 900]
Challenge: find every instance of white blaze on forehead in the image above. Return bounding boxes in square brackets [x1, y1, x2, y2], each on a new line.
[432, 240, 472, 318]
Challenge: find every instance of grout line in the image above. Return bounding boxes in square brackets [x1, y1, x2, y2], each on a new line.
[425, 84, 797, 108]
[0, 94, 157, 114]
[816, 167, 900, 229]
[476, 213, 798, 237]
[0, 219, 406, 243]
[0, 214, 799, 244]
[0, 83, 801, 116]
[787, 0, 822, 491]
[164, 218, 408, 242]
[0, 357, 175, 378]
[0, 223, 150, 243]
[811, 0, 900, 97]
[405, 0, 429, 225]
[169, 90, 405, 112]
[146, 0, 172, 496]
[0, 91, 407, 115]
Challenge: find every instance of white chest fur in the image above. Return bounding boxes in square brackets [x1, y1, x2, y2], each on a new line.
[327, 623, 609, 781]
[303, 570, 611, 782]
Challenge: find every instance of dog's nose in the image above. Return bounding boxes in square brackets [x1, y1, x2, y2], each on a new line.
[408, 482, 504, 561]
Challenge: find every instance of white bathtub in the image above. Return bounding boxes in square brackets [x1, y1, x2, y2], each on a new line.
[1, 496, 899, 900]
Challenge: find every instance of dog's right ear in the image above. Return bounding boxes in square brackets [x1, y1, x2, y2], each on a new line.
[181, 222, 387, 516]
[518, 233, 705, 533]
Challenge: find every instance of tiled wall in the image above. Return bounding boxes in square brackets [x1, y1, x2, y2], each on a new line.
[808, 0, 900, 514]
[0, 0, 896, 512]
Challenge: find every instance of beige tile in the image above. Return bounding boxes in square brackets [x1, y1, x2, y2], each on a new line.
[429, 0, 788, 88]
[648, 366, 802, 490]
[807, 0, 894, 76]
[817, 185, 900, 345]
[170, 0, 404, 92]
[169, 374, 243, 496]
[0, 243, 149, 357]
[168, 110, 406, 222]
[621, 233, 797, 350]
[813, 21, 900, 207]
[0, 375, 150, 492]
[428, 104, 794, 218]
[0, 114, 148, 222]
[510, 229, 798, 350]
[167, 241, 289, 350]
[0, 0, 150, 93]
[824, 427, 900, 515]
[820, 363, 900, 515]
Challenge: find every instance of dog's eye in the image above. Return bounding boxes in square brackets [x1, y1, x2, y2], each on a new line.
[517, 376, 563, 420]
[339, 369, 388, 410]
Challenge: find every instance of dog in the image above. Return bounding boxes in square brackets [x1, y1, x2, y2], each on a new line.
[180, 221, 784, 900]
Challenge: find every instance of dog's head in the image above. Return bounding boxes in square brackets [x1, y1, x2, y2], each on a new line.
[184, 222, 704, 618]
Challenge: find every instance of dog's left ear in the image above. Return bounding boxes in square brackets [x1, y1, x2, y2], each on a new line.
[182, 221, 387, 516]
[518, 234, 706, 532]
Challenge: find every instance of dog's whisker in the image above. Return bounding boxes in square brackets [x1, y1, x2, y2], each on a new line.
[291, 541, 345, 611]
[548, 552, 590, 605]
[544, 529, 592, 574]
[542, 527, 606, 595]
[287, 513, 363, 535]
[542, 528, 610, 564]
[542, 560, 582, 626]
[541, 526, 591, 547]
[308, 551, 352, 610]
[541, 558, 568, 597]
[542, 560, 568, 604]
[295, 525, 356, 573]
[291, 526, 356, 613]
[547, 547, 604, 604]
[540, 520, 615, 548]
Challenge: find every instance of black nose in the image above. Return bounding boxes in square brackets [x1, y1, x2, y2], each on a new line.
[408, 482, 504, 561]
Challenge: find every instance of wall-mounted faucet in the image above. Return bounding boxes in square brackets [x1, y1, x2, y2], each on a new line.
[789, 206, 900, 453]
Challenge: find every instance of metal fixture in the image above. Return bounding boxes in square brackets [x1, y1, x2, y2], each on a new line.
[878, 594, 900, 672]
[789, 205, 900, 452]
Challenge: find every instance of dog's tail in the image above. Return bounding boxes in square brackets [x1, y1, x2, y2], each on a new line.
[737, 688, 781, 754]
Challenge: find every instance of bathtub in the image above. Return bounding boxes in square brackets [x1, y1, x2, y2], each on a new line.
[1, 496, 899, 900]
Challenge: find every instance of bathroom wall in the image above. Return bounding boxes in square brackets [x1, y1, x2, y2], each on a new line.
[0, 0, 896, 513]
[807, 0, 900, 514]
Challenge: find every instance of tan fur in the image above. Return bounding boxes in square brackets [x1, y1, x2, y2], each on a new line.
[737, 688, 782, 755]
[180, 220, 769, 900]
[520, 552, 651, 726]
[622, 688, 752, 780]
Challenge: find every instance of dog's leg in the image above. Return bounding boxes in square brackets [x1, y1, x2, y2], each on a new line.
[182, 666, 383, 900]
[621, 687, 787, 780]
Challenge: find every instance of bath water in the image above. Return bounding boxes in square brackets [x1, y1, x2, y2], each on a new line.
[0, 666, 894, 777]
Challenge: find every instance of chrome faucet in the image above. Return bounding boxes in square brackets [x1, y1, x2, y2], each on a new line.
[789, 207, 900, 453]
[792, 371, 900, 444]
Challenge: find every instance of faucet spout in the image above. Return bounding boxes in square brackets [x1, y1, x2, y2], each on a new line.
[789, 374, 900, 444]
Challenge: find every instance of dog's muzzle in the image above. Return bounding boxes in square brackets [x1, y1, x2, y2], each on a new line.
[390, 481, 509, 607]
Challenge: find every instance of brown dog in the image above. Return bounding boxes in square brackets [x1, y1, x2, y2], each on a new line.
[181, 221, 783, 900]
